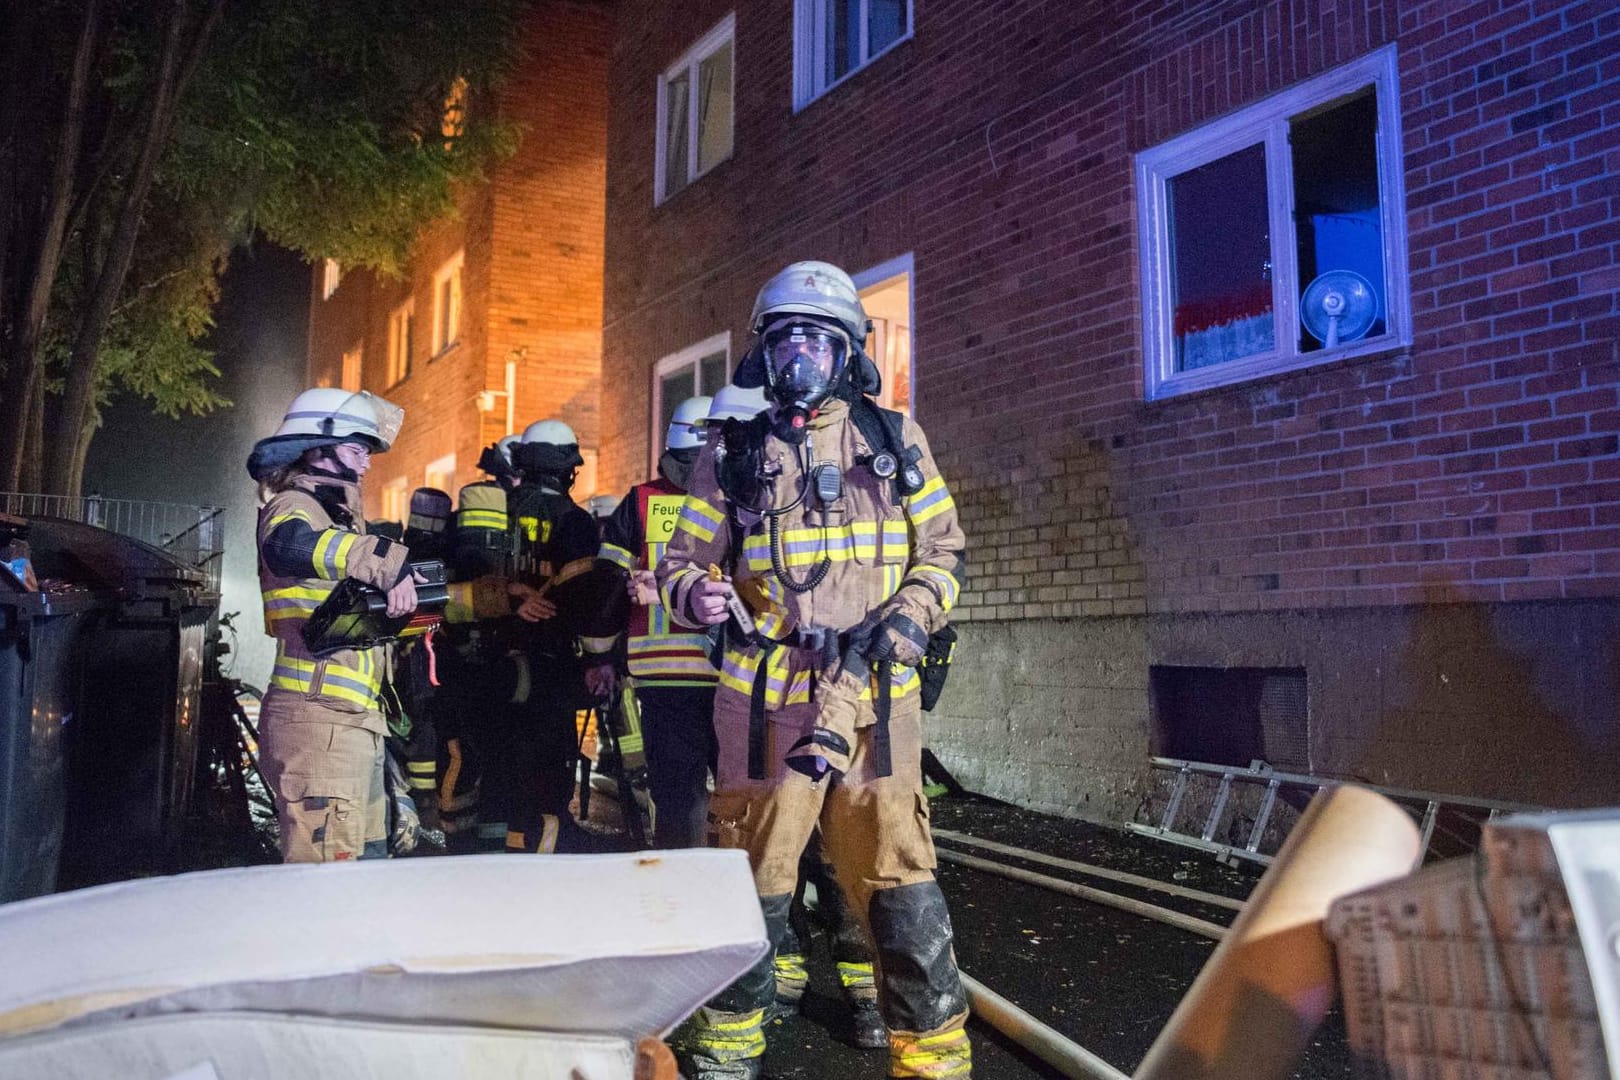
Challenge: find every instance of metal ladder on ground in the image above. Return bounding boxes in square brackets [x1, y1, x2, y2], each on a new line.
[1126, 756, 1542, 869]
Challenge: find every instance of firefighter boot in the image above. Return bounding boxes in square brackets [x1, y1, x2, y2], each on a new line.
[838, 960, 889, 1049]
[771, 919, 809, 1020]
[672, 893, 791, 1079]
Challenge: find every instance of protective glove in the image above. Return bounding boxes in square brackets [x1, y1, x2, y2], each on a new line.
[867, 610, 929, 668]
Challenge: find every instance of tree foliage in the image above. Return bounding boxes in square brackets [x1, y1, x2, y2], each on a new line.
[1, 0, 525, 494]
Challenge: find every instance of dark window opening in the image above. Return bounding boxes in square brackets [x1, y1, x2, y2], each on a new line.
[1151, 666, 1310, 770]
[1291, 88, 1385, 349]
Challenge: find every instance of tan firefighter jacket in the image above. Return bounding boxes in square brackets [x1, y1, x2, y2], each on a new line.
[656, 397, 964, 716]
[257, 473, 409, 729]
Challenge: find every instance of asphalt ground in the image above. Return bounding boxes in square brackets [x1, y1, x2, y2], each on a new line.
[752, 794, 1355, 1080]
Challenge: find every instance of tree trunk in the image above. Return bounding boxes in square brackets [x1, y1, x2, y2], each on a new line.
[18, 379, 44, 494]
[45, 0, 222, 496]
[0, 1, 100, 491]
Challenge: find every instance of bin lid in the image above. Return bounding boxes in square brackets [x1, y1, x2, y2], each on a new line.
[21, 517, 205, 600]
[0, 850, 767, 1043]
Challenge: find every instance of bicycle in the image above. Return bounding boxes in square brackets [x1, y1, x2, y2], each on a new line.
[190, 611, 280, 866]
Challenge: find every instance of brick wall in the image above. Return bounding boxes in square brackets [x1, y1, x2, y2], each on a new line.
[307, 0, 610, 517]
[602, 0, 1620, 619]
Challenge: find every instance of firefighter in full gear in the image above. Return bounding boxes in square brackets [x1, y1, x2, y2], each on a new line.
[248, 388, 416, 863]
[658, 262, 971, 1079]
[583, 396, 718, 849]
[433, 435, 534, 851]
[496, 417, 601, 853]
[697, 385, 886, 1048]
[390, 487, 454, 836]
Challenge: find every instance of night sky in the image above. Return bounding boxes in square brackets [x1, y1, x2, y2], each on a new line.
[84, 241, 308, 685]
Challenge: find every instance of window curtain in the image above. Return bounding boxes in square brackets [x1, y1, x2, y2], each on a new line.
[1174, 285, 1274, 370]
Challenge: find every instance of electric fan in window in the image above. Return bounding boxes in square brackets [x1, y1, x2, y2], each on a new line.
[1300, 269, 1378, 349]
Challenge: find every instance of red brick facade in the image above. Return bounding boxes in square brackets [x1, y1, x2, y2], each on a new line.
[600, 0, 1620, 810]
[308, 1, 610, 517]
[602, 0, 1619, 618]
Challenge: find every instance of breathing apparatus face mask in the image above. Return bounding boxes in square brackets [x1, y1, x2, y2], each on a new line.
[658, 447, 701, 491]
[763, 321, 849, 417]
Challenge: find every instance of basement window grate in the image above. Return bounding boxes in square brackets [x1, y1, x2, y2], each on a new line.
[1150, 666, 1310, 770]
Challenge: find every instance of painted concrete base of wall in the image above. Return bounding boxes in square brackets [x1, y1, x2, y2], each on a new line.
[929, 599, 1620, 825]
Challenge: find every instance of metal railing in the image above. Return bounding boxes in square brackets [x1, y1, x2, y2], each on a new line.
[1, 492, 226, 593]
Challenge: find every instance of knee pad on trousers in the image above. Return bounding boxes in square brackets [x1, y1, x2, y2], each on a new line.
[868, 880, 968, 1034]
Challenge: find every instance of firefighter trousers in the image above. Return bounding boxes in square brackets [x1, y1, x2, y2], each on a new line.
[687, 690, 971, 1078]
[258, 690, 388, 863]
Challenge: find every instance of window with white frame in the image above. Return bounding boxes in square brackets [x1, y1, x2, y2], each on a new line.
[854, 255, 914, 416]
[1136, 46, 1410, 400]
[380, 476, 409, 524]
[793, 0, 911, 110]
[656, 15, 734, 204]
[321, 259, 342, 300]
[651, 332, 730, 470]
[431, 251, 464, 356]
[340, 345, 362, 392]
[386, 300, 414, 387]
[424, 454, 457, 496]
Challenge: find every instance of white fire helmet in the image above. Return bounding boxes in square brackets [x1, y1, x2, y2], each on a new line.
[665, 396, 713, 452]
[704, 384, 770, 424]
[271, 388, 402, 451]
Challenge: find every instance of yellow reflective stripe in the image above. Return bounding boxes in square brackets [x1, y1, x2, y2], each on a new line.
[859, 664, 920, 700]
[660, 566, 705, 613]
[266, 508, 314, 529]
[581, 634, 619, 655]
[312, 529, 357, 580]
[458, 508, 507, 530]
[890, 1026, 971, 1079]
[837, 960, 876, 990]
[690, 1008, 767, 1059]
[904, 475, 956, 526]
[262, 580, 338, 623]
[599, 542, 635, 570]
[740, 520, 910, 570]
[676, 495, 724, 542]
[268, 651, 380, 708]
[909, 564, 961, 612]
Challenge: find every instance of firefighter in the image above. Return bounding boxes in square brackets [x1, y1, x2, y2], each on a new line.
[500, 417, 601, 853]
[247, 388, 415, 863]
[583, 395, 718, 848]
[434, 452, 516, 852]
[658, 262, 970, 1079]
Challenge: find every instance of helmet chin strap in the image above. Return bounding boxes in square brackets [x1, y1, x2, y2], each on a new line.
[308, 445, 359, 484]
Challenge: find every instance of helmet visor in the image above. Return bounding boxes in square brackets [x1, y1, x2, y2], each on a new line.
[763, 324, 848, 405]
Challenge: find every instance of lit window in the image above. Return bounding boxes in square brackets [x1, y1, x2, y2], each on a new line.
[380, 477, 409, 524]
[387, 300, 414, 387]
[651, 331, 730, 471]
[431, 251, 464, 356]
[340, 345, 362, 392]
[424, 454, 457, 496]
[793, 0, 911, 110]
[855, 254, 913, 415]
[1136, 46, 1410, 399]
[321, 259, 342, 300]
[656, 15, 734, 204]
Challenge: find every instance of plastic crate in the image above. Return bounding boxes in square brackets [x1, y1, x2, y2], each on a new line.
[1325, 819, 1612, 1079]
